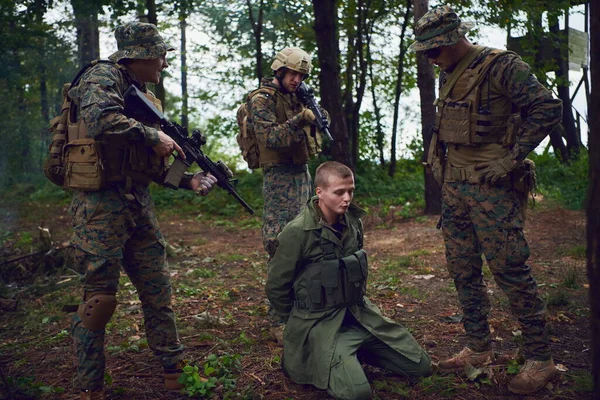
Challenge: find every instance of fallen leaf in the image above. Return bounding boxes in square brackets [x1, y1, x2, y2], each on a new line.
[412, 274, 435, 280]
[555, 363, 569, 372]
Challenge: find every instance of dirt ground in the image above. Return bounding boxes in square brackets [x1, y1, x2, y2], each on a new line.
[0, 199, 592, 399]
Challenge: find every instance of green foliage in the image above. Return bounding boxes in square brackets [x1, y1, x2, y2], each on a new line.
[545, 290, 569, 307]
[179, 353, 242, 398]
[150, 167, 264, 218]
[192, 268, 216, 279]
[419, 374, 467, 397]
[529, 151, 588, 210]
[354, 158, 424, 220]
[506, 359, 521, 375]
[567, 370, 594, 393]
[560, 264, 581, 289]
[563, 245, 586, 259]
[372, 379, 411, 397]
[0, 375, 65, 399]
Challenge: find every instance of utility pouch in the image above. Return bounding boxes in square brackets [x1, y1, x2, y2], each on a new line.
[305, 125, 323, 157]
[321, 259, 340, 307]
[503, 114, 522, 146]
[120, 146, 158, 185]
[341, 254, 363, 284]
[511, 158, 536, 194]
[63, 139, 105, 191]
[438, 99, 472, 145]
[340, 250, 368, 305]
[424, 133, 445, 187]
[511, 158, 536, 219]
[355, 249, 368, 281]
[309, 279, 323, 309]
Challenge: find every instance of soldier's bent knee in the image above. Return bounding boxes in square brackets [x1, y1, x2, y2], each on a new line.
[77, 292, 117, 331]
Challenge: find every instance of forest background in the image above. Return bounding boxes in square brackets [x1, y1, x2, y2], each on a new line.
[1, 0, 599, 399]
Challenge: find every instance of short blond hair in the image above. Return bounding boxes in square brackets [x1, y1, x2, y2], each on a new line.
[314, 161, 353, 188]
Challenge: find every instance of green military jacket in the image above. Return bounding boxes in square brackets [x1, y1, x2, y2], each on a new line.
[266, 197, 425, 389]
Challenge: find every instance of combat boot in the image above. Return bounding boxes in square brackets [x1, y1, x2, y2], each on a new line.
[164, 370, 185, 391]
[164, 364, 208, 392]
[438, 347, 495, 372]
[507, 358, 557, 395]
[80, 389, 104, 400]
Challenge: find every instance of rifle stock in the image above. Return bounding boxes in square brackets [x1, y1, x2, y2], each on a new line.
[123, 85, 255, 215]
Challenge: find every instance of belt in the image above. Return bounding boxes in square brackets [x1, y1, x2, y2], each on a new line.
[444, 164, 479, 183]
[265, 164, 308, 173]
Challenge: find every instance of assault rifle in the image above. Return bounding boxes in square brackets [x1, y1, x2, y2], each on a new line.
[296, 82, 334, 142]
[123, 85, 254, 215]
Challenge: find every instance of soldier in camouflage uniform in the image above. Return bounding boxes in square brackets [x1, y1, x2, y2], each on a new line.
[67, 22, 217, 400]
[410, 6, 562, 395]
[247, 47, 327, 342]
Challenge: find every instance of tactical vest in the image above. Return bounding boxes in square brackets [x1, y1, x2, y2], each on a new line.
[255, 87, 320, 168]
[435, 48, 522, 147]
[63, 62, 166, 191]
[293, 234, 368, 312]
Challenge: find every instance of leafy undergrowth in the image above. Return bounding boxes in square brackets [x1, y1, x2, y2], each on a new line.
[0, 199, 592, 399]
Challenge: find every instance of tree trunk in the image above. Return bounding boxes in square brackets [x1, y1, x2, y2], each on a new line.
[388, 0, 411, 177]
[145, 0, 166, 107]
[180, 15, 188, 130]
[366, 26, 385, 167]
[413, 0, 441, 214]
[71, 0, 100, 68]
[342, 0, 372, 168]
[247, 0, 264, 85]
[526, 10, 570, 163]
[312, 0, 352, 167]
[587, 2, 600, 397]
[549, 11, 580, 159]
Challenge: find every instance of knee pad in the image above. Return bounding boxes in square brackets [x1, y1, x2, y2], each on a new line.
[77, 293, 117, 331]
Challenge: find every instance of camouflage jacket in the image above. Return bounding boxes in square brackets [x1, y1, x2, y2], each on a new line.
[68, 62, 193, 200]
[248, 78, 308, 149]
[440, 47, 562, 161]
[69, 62, 160, 148]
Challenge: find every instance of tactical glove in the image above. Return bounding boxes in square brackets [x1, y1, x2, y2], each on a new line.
[474, 155, 516, 185]
[295, 108, 316, 127]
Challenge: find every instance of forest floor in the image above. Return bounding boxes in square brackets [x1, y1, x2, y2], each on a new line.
[0, 196, 592, 400]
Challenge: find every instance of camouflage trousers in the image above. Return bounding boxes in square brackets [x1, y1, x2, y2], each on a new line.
[441, 181, 549, 360]
[262, 164, 312, 259]
[69, 188, 183, 391]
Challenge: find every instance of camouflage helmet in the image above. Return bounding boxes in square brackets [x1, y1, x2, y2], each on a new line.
[271, 47, 312, 75]
[108, 22, 175, 62]
[408, 6, 474, 52]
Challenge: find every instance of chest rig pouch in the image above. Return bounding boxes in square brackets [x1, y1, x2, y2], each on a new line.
[64, 65, 166, 192]
[294, 232, 368, 312]
[257, 90, 322, 168]
[435, 48, 520, 147]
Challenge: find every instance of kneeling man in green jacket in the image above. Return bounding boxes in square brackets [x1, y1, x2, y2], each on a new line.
[266, 161, 432, 400]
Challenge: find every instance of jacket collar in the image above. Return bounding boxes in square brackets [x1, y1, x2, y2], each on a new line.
[302, 196, 365, 231]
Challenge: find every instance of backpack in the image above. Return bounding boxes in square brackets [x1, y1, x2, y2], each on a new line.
[43, 60, 115, 187]
[235, 86, 277, 170]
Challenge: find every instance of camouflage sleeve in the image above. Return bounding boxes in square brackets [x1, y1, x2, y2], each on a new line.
[265, 224, 303, 320]
[248, 93, 306, 148]
[76, 64, 160, 146]
[490, 53, 562, 160]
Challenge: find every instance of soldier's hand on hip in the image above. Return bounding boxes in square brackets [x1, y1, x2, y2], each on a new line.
[153, 131, 186, 159]
[191, 172, 217, 196]
[475, 155, 517, 185]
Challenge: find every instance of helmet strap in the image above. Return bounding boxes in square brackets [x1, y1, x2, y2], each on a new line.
[274, 68, 290, 93]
